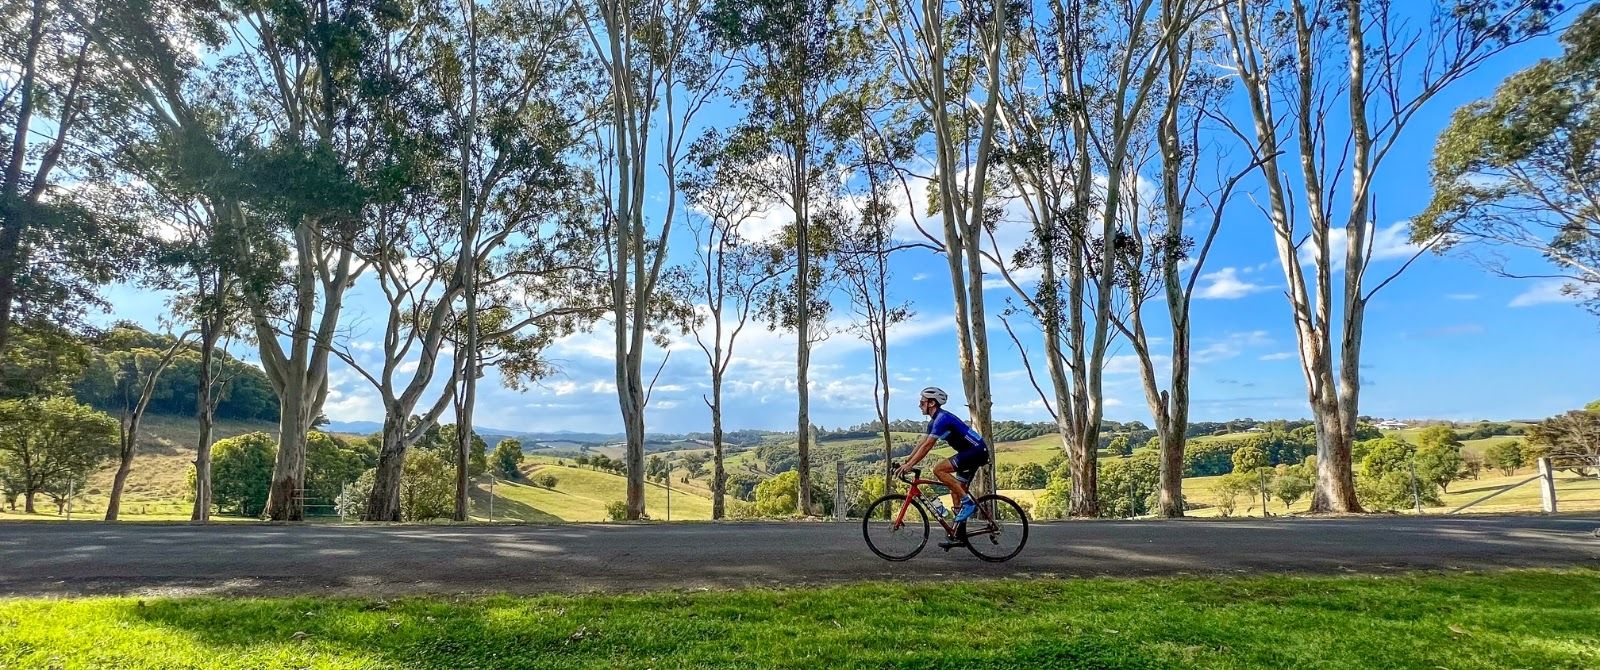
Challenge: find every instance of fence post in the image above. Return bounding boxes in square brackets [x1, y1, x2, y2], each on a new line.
[1407, 459, 1423, 514]
[1537, 457, 1557, 514]
[835, 461, 847, 522]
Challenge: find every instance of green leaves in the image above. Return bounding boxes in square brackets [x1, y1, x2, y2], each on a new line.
[1419, 5, 1600, 317]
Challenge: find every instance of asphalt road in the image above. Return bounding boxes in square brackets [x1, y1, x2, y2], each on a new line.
[2, 514, 1596, 597]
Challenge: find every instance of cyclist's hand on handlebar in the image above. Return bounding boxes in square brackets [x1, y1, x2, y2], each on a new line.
[894, 461, 914, 478]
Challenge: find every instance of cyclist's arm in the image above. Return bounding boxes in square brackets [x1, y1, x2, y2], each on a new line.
[898, 434, 939, 473]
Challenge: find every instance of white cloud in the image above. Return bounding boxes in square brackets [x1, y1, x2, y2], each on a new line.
[322, 369, 382, 421]
[1195, 267, 1269, 300]
[396, 360, 419, 374]
[1104, 354, 1170, 375]
[1446, 293, 1478, 301]
[912, 273, 930, 281]
[1509, 280, 1582, 307]
[982, 265, 1045, 291]
[1195, 331, 1273, 364]
[1300, 221, 1421, 271]
[1258, 352, 1295, 361]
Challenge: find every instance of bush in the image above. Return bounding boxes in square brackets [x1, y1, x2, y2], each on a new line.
[400, 449, 455, 521]
[536, 474, 558, 489]
[605, 500, 628, 521]
[210, 432, 277, 518]
[1212, 472, 1257, 517]
[751, 471, 831, 517]
[1269, 463, 1313, 511]
[1358, 437, 1442, 511]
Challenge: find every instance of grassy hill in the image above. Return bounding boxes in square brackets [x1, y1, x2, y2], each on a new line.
[472, 461, 714, 522]
[1180, 466, 1600, 518]
[0, 414, 280, 521]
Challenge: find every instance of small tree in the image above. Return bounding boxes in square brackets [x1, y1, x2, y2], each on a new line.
[1415, 443, 1465, 493]
[1270, 464, 1314, 512]
[306, 431, 373, 514]
[1231, 446, 1268, 474]
[1012, 463, 1049, 490]
[1358, 438, 1441, 511]
[1415, 425, 1465, 452]
[682, 453, 709, 480]
[494, 439, 524, 481]
[1459, 453, 1484, 481]
[1484, 441, 1526, 476]
[210, 432, 277, 518]
[1108, 436, 1131, 457]
[0, 397, 119, 513]
[1213, 473, 1256, 517]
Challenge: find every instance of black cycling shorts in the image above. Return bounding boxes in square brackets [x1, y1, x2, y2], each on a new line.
[949, 447, 990, 483]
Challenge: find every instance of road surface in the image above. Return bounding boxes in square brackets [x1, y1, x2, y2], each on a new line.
[2, 514, 1596, 597]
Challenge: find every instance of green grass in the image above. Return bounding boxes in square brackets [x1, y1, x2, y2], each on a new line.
[474, 464, 714, 522]
[2, 570, 1597, 669]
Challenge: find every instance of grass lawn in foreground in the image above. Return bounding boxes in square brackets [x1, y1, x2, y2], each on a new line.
[2, 570, 1596, 669]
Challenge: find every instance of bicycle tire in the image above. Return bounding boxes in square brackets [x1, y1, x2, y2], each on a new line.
[862, 494, 929, 561]
[963, 494, 1029, 562]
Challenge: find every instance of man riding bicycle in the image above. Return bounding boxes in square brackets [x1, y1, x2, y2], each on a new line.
[895, 386, 991, 525]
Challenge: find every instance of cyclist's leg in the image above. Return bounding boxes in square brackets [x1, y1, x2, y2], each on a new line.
[933, 457, 968, 509]
[950, 449, 988, 507]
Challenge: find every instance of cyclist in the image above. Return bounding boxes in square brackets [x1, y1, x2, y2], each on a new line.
[895, 386, 990, 528]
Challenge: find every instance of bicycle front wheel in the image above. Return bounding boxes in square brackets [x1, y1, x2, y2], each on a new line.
[862, 494, 929, 561]
[963, 494, 1029, 562]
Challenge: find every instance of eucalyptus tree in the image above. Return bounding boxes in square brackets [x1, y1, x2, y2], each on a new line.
[864, 0, 1007, 497]
[837, 117, 913, 494]
[93, 326, 192, 520]
[1100, 0, 1272, 517]
[438, 0, 604, 521]
[1217, 0, 1565, 511]
[664, 137, 789, 518]
[706, 0, 864, 513]
[93, 0, 416, 520]
[335, 0, 597, 522]
[587, 0, 728, 519]
[1, 0, 147, 361]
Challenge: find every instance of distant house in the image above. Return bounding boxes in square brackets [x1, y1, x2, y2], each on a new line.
[1375, 420, 1409, 430]
[1246, 427, 1266, 433]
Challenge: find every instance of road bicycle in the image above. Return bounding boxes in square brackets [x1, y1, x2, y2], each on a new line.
[861, 463, 1028, 562]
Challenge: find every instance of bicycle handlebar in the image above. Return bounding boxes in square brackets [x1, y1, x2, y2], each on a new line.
[892, 462, 920, 484]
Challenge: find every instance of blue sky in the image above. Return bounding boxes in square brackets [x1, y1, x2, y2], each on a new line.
[98, 19, 1600, 435]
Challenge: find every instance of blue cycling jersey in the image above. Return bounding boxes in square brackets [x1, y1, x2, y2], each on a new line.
[926, 409, 987, 454]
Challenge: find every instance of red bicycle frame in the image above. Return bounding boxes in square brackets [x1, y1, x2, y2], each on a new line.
[893, 469, 995, 540]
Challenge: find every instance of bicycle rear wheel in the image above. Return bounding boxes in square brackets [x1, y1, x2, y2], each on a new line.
[963, 494, 1028, 562]
[862, 494, 929, 561]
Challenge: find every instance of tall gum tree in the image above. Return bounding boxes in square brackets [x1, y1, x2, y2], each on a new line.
[587, 0, 726, 519]
[1217, 0, 1564, 512]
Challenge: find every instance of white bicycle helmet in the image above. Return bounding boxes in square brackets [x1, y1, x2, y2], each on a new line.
[920, 386, 948, 406]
